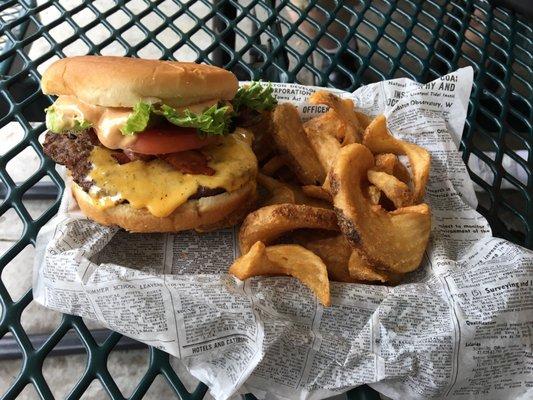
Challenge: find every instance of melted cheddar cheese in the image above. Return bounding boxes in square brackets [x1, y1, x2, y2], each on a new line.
[87, 133, 257, 217]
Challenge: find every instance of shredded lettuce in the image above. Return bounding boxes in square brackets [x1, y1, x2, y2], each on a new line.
[45, 107, 91, 133]
[120, 102, 152, 136]
[233, 81, 277, 112]
[121, 102, 233, 136]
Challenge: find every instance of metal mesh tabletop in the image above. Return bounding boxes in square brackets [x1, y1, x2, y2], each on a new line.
[0, 0, 531, 399]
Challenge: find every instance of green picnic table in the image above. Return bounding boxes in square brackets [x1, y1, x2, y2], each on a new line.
[0, 1, 530, 399]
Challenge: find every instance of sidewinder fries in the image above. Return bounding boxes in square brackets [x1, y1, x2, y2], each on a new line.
[309, 90, 363, 144]
[239, 204, 339, 254]
[374, 153, 410, 184]
[363, 115, 430, 202]
[367, 169, 412, 208]
[228, 89, 432, 305]
[288, 230, 353, 283]
[230, 241, 331, 306]
[348, 249, 392, 283]
[271, 104, 325, 185]
[329, 143, 431, 273]
[303, 111, 342, 171]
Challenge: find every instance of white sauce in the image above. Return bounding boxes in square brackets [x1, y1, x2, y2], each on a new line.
[53, 96, 137, 150]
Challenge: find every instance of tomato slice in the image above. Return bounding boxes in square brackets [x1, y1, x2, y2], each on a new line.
[127, 127, 217, 155]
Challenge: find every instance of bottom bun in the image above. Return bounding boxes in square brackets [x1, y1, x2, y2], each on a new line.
[72, 181, 257, 233]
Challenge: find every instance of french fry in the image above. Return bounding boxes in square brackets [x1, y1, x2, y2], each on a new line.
[367, 185, 381, 205]
[301, 185, 333, 203]
[303, 111, 343, 171]
[374, 153, 410, 184]
[367, 169, 412, 208]
[257, 173, 297, 206]
[239, 204, 339, 254]
[230, 241, 283, 278]
[374, 153, 396, 174]
[363, 115, 430, 202]
[257, 174, 331, 209]
[288, 230, 353, 283]
[271, 104, 326, 185]
[309, 91, 363, 145]
[348, 248, 392, 283]
[329, 143, 431, 273]
[229, 241, 331, 306]
[355, 111, 372, 130]
[261, 155, 288, 176]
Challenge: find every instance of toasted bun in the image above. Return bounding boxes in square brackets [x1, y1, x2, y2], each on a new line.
[72, 181, 256, 233]
[41, 56, 239, 108]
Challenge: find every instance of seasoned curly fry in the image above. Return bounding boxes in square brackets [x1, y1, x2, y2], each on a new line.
[363, 115, 430, 202]
[229, 241, 331, 306]
[375, 153, 410, 184]
[309, 91, 363, 145]
[330, 143, 431, 273]
[261, 155, 288, 176]
[271, 104, 326, 185]
[239, 204, 339, 254]
[348, 249, 392, 283]
[367, 169, 412, 208]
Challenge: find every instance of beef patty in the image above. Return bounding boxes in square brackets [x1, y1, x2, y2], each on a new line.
[43, 129, 97, 191]
[42, 129, 225, 199]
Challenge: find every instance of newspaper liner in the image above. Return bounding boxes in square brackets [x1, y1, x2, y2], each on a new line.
[34, 68, 533, 400]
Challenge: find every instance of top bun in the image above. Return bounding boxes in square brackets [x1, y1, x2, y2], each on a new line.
[41, 56, 239, 108]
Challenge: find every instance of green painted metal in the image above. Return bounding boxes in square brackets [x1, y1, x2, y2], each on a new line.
[0, 0, 531, 398]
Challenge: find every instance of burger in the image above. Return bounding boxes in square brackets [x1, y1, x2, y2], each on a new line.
[41, 56, 276, 232]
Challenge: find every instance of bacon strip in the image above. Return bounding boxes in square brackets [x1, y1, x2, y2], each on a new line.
[160, 150, 215, 176]
[111, 152, 131, 165]
[112, 150, 156, 164]
[112, 149, 215, 176]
